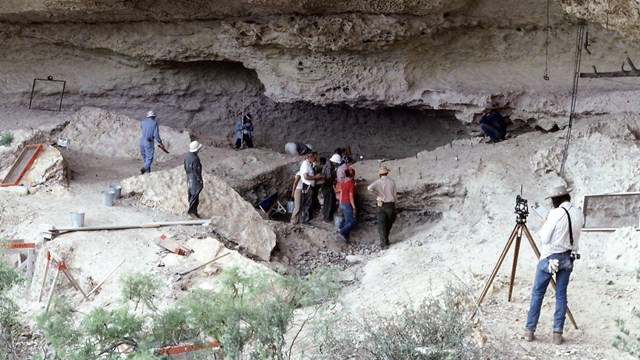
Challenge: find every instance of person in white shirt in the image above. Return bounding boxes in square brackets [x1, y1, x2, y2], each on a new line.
[299, 151, 323, 224]
[524, 185, 584, 345]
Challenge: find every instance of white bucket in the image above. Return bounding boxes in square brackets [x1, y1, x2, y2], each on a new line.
[286, 201, 295, 214]
[109, 184, 122, 200]
[70, 212, 85, 227]
[101, 191, 115, 206]
[57, 137, 70, 148]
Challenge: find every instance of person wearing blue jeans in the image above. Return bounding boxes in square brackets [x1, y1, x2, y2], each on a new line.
[338, 168, 356, 243]
[139, 110, 164, 174]
[524, 184, 584, 345]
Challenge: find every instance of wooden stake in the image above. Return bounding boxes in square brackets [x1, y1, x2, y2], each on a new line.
[87, 259, 125, 298]
[45, 268, 60, 312]
[179, 252, 230, 276]
[60, 268, 89, 300]
[38, 251, 51, 302]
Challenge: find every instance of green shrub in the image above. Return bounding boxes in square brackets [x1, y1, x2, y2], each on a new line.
[313, 285, 482, 360]
[0, 249, 25, 357]
[613, 266, 640, 357]
[120, 272, 162, 312]
[37, 266, 340, 359]
[183, 266, 339, 359]
[0, 132, 13, 147]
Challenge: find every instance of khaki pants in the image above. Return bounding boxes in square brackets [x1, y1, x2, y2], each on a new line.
[290, 189, 302, 224]
[377, 202, 397, 246]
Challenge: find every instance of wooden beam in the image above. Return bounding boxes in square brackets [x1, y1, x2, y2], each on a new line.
[48, 220, 208, 239]
[580, 57, 640, 78]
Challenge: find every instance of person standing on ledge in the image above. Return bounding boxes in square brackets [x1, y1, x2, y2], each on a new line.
[139, 110, 165, 174]
[299, 151, 323, 224]
[184, 141, 203, 219]
[367, 165, 397, 249]
[523, 184, 584, 345]
[479, 101, 507, 144]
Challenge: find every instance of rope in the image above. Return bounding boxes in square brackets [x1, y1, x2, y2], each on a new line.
[543, 0, 551, 80]
[606, 0, 610, 29]
[559, 23, 586, 177]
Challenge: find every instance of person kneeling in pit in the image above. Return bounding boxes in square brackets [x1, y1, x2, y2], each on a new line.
[479, 101, 507, 144]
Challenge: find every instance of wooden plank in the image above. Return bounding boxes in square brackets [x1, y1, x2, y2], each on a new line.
[155, 340, 220, 355]
[0, 242, 36, 249]
[154, 236, 192, 256]
[49, 220, 208, 237]
[178, 252, 230, 276]
[1, 144, 43, 187]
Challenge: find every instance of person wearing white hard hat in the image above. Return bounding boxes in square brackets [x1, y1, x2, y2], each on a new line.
[524, 184, 584, 345]
[184, 141, 203, 219]
[139, 110, 165, 174]
[320, 153, 342, 223]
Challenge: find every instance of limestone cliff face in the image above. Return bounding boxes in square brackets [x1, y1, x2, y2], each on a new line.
[1, 0, 640, 154]
[559, 0, 640, 41]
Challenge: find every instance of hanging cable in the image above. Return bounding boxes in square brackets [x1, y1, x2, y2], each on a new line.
[559, 23, 586, 177]
[543, 0, 550, 80]
[606, 0, 610, 30]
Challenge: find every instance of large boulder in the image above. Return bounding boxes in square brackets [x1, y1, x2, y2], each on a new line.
[59, 107, 191, 159]
[121, 167, 277, 261]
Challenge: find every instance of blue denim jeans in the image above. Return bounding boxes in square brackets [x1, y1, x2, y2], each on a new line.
[525, 252, 574, 333]
[480, 123, 506, 141]
[339, 202, 356, 240]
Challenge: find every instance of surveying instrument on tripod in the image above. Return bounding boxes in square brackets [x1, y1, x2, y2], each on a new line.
[473, 194, 578, 329]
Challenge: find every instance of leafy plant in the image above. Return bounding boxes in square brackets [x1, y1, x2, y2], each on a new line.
[120, 272, 162, 312]
[37, 266, 339, 359]
[313, 285, 482, 360]
[613, 266, 640, 357]
[0, 249, 25, 358]
[0, 132, 13, 147]
[183, 266, 340, 359]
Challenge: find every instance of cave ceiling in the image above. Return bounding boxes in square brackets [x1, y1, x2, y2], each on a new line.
[1, 0, 640, 129]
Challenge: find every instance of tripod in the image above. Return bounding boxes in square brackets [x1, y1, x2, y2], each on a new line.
[474, 205, 578, 330]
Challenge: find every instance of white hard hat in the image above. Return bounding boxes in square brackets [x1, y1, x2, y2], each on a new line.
[189, 140, 202, 153]
[329, 154, 342, 164]
[147, 110, 156, 118]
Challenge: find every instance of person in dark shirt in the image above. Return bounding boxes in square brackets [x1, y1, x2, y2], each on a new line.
[479, 101, 507, 143]
[184, 141, 203, 218]
[235, 113, 254, 149]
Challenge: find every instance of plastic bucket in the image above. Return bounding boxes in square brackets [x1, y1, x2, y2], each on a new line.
[109, 184, 122, 200]
[70, 212, 85, 227]
[286, 201, 294, 214]
[101, 191, 115, 206]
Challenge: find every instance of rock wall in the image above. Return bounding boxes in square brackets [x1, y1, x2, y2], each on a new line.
[1, 0, 640, 154]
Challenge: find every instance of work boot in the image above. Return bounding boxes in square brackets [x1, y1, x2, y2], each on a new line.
[523, 329, 534, 342]
[552, 332, 563, 345]
[140, 167, 145, 175]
